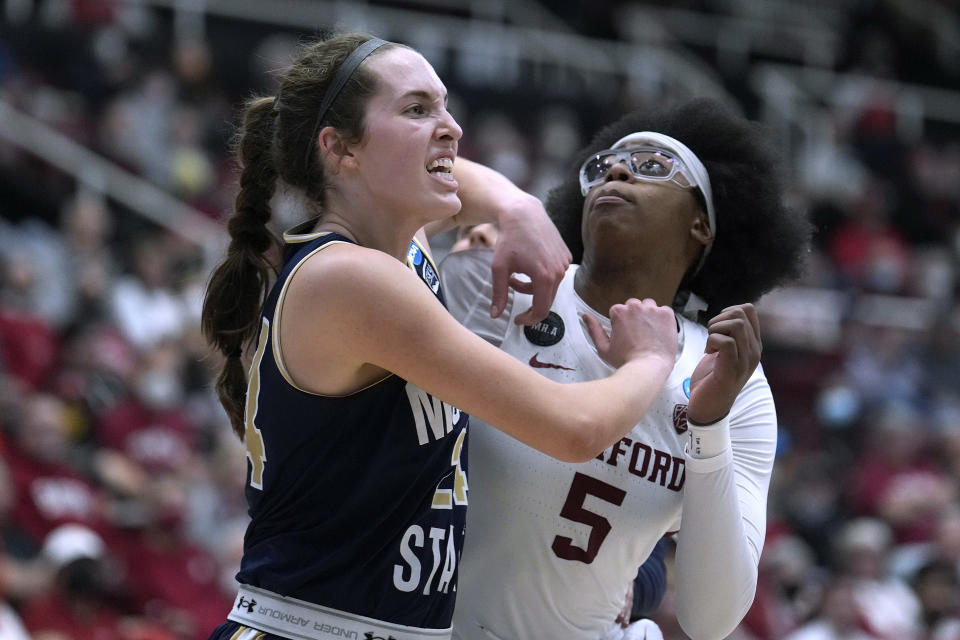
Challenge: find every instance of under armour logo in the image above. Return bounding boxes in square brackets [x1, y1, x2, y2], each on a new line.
[237, 596, 257, 613]
[363, 634, 397, 640]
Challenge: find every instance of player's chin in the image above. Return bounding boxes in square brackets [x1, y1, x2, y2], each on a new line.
[432, 192, 462, 218]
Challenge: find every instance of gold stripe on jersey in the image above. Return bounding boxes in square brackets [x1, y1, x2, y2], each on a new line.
[244, 319, 270, 490]
[229, 625, 267, 640]
[271, 239, 394, 398]
[271, 240, 353, 394]
[281, 218, 330, 244]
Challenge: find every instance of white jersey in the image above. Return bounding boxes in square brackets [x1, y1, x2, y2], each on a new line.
[441, 250, 777, 640]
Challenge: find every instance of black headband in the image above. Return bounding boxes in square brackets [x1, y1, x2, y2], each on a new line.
[316, 37, 391, 127]
[298, 37, 391, 169]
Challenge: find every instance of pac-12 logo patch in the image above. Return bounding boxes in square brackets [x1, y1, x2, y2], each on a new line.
[673, 404, 689, 434]
[524, 311, 565, 346]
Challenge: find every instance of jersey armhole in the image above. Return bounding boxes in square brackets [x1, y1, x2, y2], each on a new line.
[272, 240, 396, 397]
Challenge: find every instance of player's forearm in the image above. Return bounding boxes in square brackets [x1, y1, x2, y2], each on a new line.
[673, 448, 757, 640]
[550, 356, 674, 462]
[456, 156, 538, 224]
[673, 404, 774, 640]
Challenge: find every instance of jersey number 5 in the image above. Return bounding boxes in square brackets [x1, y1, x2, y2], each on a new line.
[552, 472, 626, 564]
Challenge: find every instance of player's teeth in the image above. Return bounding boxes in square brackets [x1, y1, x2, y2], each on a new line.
[428, 158, 453, 172]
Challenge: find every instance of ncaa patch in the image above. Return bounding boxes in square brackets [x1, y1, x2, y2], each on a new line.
[673, 404, 689, 435]
[683, 377, 691, 399]
[524, 311, 565, 346]
[407, 242, 423, 266]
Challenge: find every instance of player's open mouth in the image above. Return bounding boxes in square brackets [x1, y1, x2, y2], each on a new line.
[427, 157, 455, 180]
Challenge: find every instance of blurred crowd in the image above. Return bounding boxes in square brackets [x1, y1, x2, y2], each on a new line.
[0, 1, 958, 639]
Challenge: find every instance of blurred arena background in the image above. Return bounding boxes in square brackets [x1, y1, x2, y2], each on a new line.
[0, 1, 958, 638]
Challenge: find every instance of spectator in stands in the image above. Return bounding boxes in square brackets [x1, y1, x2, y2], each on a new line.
[96, 340, 195, 474]
[911, 560, 960, 640]
[109, 235, 188, 349]
[20, 523, 175, 640]
[112, 471, 233, 640]
[58, 189, 117, 322]
[783, 577, 883, 640]
[833, 517, 921, 640]
[890, 505, 960, 584]
[828, 178, 913, 295]
[849, 403, 954, 544]
[5, 392, 108, 548]
[742, 532, 826, 640]
[0, 251, 61, 391]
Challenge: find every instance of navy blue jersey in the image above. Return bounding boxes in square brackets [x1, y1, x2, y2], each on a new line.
[235, 229, 469, 630]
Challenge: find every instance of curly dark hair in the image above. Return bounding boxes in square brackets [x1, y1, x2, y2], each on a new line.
[545, 97, 813, 321]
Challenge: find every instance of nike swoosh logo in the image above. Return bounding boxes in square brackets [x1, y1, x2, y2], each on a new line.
[529, 353, 574, 371]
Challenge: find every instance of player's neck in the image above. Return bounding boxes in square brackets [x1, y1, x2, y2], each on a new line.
[574, 257, 681, 314]
[314, 203, 419, 261]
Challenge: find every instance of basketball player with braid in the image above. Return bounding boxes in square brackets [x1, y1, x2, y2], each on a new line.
[201, 34, 683, 640]
[442, 99, 813, 640]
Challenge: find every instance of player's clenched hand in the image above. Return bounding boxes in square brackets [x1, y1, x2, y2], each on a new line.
[490, 192, 571, 325]
[687, 303, 761, 425]
[583, 298, 677, 370]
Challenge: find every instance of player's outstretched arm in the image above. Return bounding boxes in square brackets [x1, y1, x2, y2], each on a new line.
[280, 244, 676, 462]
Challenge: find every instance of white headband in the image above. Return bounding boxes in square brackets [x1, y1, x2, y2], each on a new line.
[611, 131, 716, 267]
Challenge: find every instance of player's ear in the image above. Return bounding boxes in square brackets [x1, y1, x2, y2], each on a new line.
[690, 212, 713, 247]
[318, 125, 357, 173]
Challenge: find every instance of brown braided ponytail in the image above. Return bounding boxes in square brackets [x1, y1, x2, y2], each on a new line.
[202, 33, 399, 438]
[202, 97, 278, 437]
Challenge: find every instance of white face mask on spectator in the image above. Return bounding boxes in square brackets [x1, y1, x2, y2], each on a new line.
[134, 367, 183, 410]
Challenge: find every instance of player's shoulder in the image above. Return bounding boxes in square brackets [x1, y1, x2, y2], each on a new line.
[294, 242, 416, 293]
[279, 243, 437, 333]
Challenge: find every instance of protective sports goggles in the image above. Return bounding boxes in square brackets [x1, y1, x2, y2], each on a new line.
[578, 146, 696, 196]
